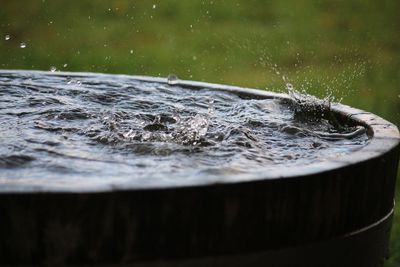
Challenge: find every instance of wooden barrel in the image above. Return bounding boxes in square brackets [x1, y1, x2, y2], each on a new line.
[0, 75, 399, 266]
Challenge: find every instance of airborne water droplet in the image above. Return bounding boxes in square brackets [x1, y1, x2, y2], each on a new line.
[5, 35, 10, 41]
[152, 4, 156, 9]
[286, 83, 294, 92]
[167, 74, 179, 85]
[20, 42, 26, 48]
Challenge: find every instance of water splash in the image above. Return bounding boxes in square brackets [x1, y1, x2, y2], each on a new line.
[226, 37, 366, 107]
[256, 52, 365, 124]
[97, 96, 215, 147]
[172, 114, 209, 145]
[286, 82, 331, 117]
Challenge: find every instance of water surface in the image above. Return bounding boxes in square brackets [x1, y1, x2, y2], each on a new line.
[0, 70, 368, 190]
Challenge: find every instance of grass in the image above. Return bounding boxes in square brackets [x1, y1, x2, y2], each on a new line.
[1, 0, 399, 265]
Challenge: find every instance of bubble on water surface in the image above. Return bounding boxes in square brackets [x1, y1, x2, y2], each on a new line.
[20, 42, 26, 48]
[167, 74, 179, 85]
[4, 35, 10, 41]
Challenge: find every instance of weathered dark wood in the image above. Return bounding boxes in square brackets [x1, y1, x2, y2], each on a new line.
[0, 152, 398, 266]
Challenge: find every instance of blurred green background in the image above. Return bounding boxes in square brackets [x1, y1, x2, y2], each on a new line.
[1, 0, 399, 265]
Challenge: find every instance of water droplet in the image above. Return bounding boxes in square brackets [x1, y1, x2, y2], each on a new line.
[208, 97, 215, 116]
[286, 83, 294, 93]
[152, 4, 156, 9]
[130, 50, 134, 54]
[167, 74, 179, 85]
[63, 63, 68, 68]
[4, 35, 10, 41]
[50, 66, 57, 72]
[20, 42, 26, 48]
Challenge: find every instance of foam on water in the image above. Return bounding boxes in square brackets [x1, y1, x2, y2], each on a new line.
[0, 71, 368, 190]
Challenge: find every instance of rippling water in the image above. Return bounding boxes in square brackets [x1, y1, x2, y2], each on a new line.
[0, 70, 368, 190]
